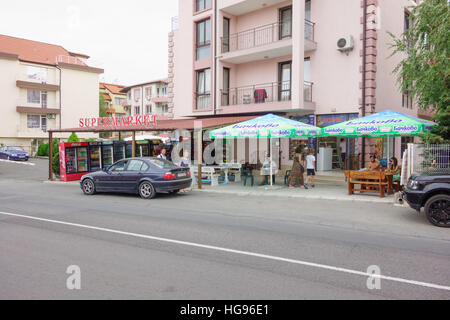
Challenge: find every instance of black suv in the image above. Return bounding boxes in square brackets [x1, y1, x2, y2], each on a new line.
[403, 171, 450, 227]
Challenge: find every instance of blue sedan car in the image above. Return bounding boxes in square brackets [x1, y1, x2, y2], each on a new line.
[0, 146, 29, 161]
[80, 158, 192, 199]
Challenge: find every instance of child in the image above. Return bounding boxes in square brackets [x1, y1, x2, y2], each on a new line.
[305, 150, 316, 188]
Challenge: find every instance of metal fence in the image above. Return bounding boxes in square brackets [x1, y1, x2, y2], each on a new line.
[408, 144, 450, 177]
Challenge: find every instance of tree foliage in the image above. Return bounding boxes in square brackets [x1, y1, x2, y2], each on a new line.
[389, 0, 449, 143]
[67, 132, 80, 143]
[99, 92, 108, 118]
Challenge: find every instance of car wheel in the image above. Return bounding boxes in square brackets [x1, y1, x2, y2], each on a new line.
[424, 194, 450, 228]
[82, 179, 96, 195]
[139, 181, 156, 199]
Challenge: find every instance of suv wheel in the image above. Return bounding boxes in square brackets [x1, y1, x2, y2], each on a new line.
[139, 181, 156, 199]
[424, 194, 450, 228]
[82, 179, 96, 195]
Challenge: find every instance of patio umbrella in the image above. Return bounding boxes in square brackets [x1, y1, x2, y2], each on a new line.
[209, 114, 322, 186]
[320, 110, 437, 159]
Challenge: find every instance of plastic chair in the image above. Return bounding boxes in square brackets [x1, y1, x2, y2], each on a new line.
[241, 168, 254, 187]
[284, 170, 291, 185]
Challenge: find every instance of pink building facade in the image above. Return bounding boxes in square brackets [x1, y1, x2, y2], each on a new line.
[169, 0, 427, 169]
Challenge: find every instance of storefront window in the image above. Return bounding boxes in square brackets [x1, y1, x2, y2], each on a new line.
[316, 113, 360, 170]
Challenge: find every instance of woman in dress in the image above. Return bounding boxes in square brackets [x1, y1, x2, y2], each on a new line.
[288, 153, 308, 189]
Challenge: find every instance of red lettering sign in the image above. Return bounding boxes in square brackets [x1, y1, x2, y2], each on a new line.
[79, 115, 159, 128]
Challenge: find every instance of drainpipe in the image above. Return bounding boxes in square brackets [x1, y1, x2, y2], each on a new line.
[56, 65, 62, 129]
[361, 0, 367, 168]
[213, 0, 218, 115]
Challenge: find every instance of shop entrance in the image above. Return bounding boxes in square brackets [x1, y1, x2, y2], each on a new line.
[316, 113, 360, 171]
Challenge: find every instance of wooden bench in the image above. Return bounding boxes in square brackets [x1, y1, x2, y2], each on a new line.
[345, 171, 393, 198]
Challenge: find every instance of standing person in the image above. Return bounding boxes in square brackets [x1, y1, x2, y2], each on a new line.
[339, 139, 347, 169]
[179, 151, 191, 168]
[260, 154, 277, 185]
[305, 150, 316, 188]
[157, 148, 168, 160]
[288, 153, 307, 189]
[179, 151, 192, 193]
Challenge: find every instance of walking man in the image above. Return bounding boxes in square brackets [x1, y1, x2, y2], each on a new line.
[305, 150, 316, 188]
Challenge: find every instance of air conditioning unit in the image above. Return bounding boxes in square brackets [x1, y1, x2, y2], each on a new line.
[47, 114, 56, 120]
[337, 36, 354, 52]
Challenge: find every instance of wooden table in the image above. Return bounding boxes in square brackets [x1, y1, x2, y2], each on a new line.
[345, 170, 393, 198]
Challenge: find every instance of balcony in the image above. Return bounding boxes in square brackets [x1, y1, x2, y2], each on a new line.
[221, 81, 291, 106]
[220, 80, 313, 109]
[220, 20, 315, 64]
[16, 73, 59, 91]
[304, 81, 313, 102]
[16, 98, 59, 113]
[220, 0, 287, 16]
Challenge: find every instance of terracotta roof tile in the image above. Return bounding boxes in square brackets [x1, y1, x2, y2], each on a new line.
[0, 34, 87, 66]
[101, 83, 126, 95]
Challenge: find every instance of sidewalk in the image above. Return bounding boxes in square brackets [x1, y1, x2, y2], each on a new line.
[194, 180, 396, 204]
[43, 176, 397, 204]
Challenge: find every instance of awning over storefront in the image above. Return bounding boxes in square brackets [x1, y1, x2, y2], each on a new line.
[48, 115, 257, 133]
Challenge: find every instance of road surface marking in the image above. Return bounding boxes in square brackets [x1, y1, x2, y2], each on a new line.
[1, 210, 449, 292]
[0, 159, 35, 166]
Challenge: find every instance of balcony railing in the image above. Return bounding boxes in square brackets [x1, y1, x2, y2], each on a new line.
[221, 81, 314, 106]
[221, 81, 291, 106]
[221, 19, 315, 53]
[304, 81, 313, 102]
[304, 19, 315, 42]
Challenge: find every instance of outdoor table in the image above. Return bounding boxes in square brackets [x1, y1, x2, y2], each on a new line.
[224, 163, 242, 182]
[345, 170, 393, 197]
[207, 165, 230, 184]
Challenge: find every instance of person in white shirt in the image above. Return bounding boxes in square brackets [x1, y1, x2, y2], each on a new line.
[157, 148, 168, 160]
[305, 150, 316, 188]
[339, 139, 347, 169]
[260, 155, 277, 185]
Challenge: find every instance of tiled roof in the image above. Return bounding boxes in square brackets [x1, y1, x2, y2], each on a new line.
[101, 83, 126, 95]
[0, 34, 87, 66]
[103, 93, 112, 101]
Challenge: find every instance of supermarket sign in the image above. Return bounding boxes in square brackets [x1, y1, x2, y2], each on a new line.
[78, 115, 164, 128]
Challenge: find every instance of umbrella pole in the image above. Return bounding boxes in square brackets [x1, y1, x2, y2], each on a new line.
[387, 136, 390, 162]
[270, 138, 273, 187]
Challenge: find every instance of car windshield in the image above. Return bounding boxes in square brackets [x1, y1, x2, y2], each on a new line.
[148, 158, 178, 169]
[8, 147, 24, 152]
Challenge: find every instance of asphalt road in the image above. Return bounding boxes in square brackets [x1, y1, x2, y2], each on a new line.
[0, 159, 449, 300]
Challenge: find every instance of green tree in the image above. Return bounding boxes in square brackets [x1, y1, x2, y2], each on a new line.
[67, 132, 80, 143]
[99, 92, 108, 118]
[37, 142, 49, 156]
[52, 139, 60, 176]
[99, 92, 111, 138]
[389, 0, 450, 143]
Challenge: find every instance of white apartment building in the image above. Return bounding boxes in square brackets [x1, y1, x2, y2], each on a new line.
[0, 34, 103, 154]
[121, 79, 170, 117]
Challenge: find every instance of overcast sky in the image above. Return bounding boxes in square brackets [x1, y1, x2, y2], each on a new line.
[0, 0, 178, 86]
